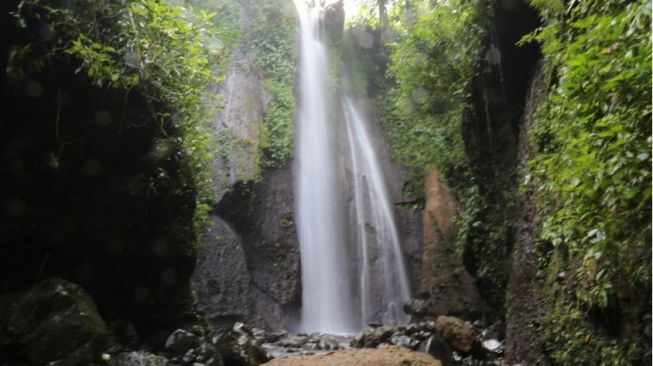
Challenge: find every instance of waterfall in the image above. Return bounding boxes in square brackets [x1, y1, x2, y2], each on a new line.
[293, 0, 355, 334]
[293, 0, 411, 333]
[342, 96, 411, 327]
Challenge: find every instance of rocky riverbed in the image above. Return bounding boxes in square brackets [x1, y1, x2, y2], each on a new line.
[255, 317, 505, 366]
[0, 277, 505, 366]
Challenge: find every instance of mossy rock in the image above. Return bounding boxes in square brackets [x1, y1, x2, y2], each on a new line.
[216, 330, 269, 366]
[2, 278, 111, 365]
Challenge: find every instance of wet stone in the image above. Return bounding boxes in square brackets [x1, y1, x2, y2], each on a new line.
[435, 316, 477, 354]
[351, 325, 396, 348]
[277, 335, 309, 348]
[165, 329, 200, 356]
[482, 339, 503, 355]
[111, 351, 169, 366]
[390, 334, 419, 349]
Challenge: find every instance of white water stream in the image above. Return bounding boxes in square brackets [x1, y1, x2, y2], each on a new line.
[293, 0, 354, 334]
[293, 0, 410, 334]
[342, 97, 411, 328]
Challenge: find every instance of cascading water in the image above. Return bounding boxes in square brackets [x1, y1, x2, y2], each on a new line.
[293, 0, 411, 333]
[293, 0, 355, 334]
[342, 96, 411, 327]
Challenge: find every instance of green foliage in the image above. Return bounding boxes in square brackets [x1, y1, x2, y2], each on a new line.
[382, 0, 486, 198]
[348, 2, 380, 28]
[12, 0, 240, 238]
[350, 0, 519, 307]
[341, 20, 389, 98]
[193, 202, 212, 236]
[524, 0, 651, 363]
[260, 80, 295, 167]
[365, 0, 518, 308]
[214, 129, 235, 165]
[543, 291, 644, 366]
[244, 0, 297, 169]
[381, 1, 498, 280]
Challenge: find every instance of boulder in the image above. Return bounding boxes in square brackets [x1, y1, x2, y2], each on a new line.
[318, 335, 340, 351]
[165, 329, 200, 356]
[161, 328, 224, 366]
[351, 325, 397, 348]
[435, 316, 477, 354]
[214, 325, 270, 366]
[276, 335, 309, 348]
[390, 334, 419, 349]
[405, 321, 435, 335]
[165, 329, 223, 366]
[1, 278, 110, 365]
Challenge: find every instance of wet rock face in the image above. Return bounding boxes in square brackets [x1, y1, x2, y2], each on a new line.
[195, 2, 299, 331]
[418, 168, 481, 319]
[192, 216, 254, 329]
[0, 278, 110, 366]
[396, 203, 423, 293]
[211, 50, 271, 196]
[242, 164, 301, 328]
[195, 163, 301, 331]
[504, 66, 548, 365]
[340, 96, 423, 310]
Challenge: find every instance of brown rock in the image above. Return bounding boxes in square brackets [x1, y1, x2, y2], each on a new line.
[435, 315, 476, 354]
[404, 298, 429, 316]
[262, 345, 442, 366]
[420, 167, 482, 318]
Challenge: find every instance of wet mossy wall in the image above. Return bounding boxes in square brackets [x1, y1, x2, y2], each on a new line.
[1, 0, 198, 337]
[515, 0, 652, 364]
[460, 0, 541, 311]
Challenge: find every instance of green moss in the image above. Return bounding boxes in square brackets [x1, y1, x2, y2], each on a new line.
[244, 0, 297, 169]
[280, 214, 294, 228]
[260, 79, 296, 168]
[524, 0, 651, 363]
[381, 0, 486, 200]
